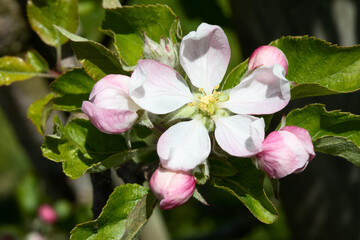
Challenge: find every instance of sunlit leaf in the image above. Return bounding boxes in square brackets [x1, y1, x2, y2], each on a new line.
[284, 104, 360, 166]
[27, 0, 78, 46]
[27, 93, 54, 135]
[70, 184, 155, 240]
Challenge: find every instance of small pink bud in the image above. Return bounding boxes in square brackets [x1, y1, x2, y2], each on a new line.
[150, 167, 195, 210]
[248, 46, 288, 75]
[38, 204, 57, 224]
[82, 75, 140, 134]
[254, 126, 315, 179]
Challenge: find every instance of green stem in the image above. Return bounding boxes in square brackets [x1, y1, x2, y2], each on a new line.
[56, 45, 62, 72]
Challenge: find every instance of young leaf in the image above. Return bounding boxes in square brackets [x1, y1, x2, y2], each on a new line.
[271, 36, 360, 99]
[56, 26, 126, 80]
[27, 0, 78, 46]
[50, 68, 95, 112]
[25, 50, 50, 72]
[284, 104, 360, 166]
[41, 117, 149, 179]
[101, 4, 180, 69]
[0, 56, 38, 86]
[212, 158, 278, 224]
[27, 93, 54, 135]
[70, 184, 155, 240]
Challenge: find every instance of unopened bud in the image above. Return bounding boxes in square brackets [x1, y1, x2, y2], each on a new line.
[143, 32, 179, 68]
[150, 167, 195, 210]
[81, 74, 140, 134]
[254, 126, 315, 179]
[38, 204, 57, 224]
[248, 45, 288, 75]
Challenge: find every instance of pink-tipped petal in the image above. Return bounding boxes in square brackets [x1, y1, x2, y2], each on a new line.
[220, 65, 290, 115]
[150, 167, 195, 210]
[82, 74, 140, 134]
[129, 60, 194, 114]
[89, 74, 130, 100]
[248, 45, 288, 75]
[281, 126, 315, 161]
[255, 127, 315, 179]
[214, 115, 265, 157]
[82, 101, 138, 134]
[157, 119, 211, 171]
[180, 23, 231, 94]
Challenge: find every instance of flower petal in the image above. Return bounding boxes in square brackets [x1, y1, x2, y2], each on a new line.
[220, 65, 290, 115]
[256, 130, 310, 178]
[82, 101, 138, 134]
[89, 74, 130, 100]
[129, 60, 194, 114]
[157, 119, 211, 171]
[281, 126, 315, 161]
[180, 23, 230, 94]
[214, 115, 265, 157]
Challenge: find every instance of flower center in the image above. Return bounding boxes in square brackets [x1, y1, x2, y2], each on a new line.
[191, 85, 229, 116]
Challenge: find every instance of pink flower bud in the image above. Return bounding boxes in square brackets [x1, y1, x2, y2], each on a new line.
[248, 46, 288, 75]
[82, 75, 140, 134]
[150, 167, 195, 210]
[254, 126, 315, 179]
[38, 204, 57, 224]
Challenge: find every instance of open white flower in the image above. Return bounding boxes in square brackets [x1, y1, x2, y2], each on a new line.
[129, 23, 290, 171]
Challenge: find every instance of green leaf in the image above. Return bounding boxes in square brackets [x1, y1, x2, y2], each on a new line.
[25, 50, 49, 72]
[208, 157, 237, 177]
[270, 36, 360, 99]
[50, 68, 94, 112]
[101, 4, 180, 68]
[70, 184, 155, 240]
[0, 56, 38, 86]
[212, 158, 278, 224]
[27, 0, 78, 46]
[41, 117, 148, 179]
[56, 26, 126, 80]
[221, 59, 248, 90]
[284, 104, 360, 166]
[27, 93, 54, 135]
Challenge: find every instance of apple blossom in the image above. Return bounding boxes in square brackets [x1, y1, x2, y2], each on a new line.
[254, 126, 315, 179]
[82, 74, 140, 134]
[248, 45, 289, 75]
[38, 204, 57, 224]
[150, 166, 195, 210]
[129, 23, 291, 171]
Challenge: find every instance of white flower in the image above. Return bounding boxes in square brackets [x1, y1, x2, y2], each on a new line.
[129, 23, 291, 171]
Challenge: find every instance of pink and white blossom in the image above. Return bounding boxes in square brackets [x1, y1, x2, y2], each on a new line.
[254, 126, 315, 179]
[82, 74, 140, 134]
[248, 45, 289, 75]
[150, 167, 195, 210]
[130, 23, 291, 171]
